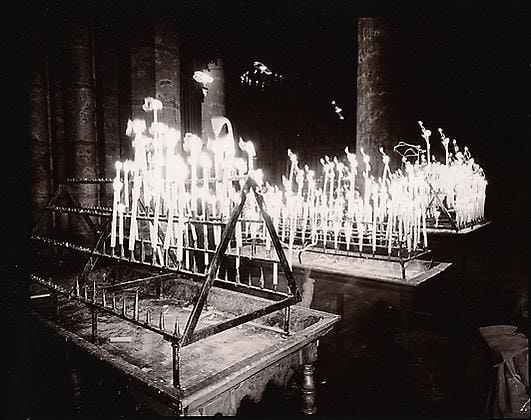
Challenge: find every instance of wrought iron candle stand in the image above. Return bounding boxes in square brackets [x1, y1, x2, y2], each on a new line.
[255, 216, 432, 281]
[30, 176, 302, 395]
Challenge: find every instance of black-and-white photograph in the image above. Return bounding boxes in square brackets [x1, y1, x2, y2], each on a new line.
[2, 1, 529, 418]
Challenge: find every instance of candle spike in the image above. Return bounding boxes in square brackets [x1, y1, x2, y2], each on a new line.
[92, 279, 97, 302]
[102, 289, 106, 307]
[145, 308, 152, 325]
[83, 285, 88, 300]
[112, 293, 116, 311]
[134, 290, 139, 320]
[159, 310, 165, 330]
[122, 294, 126, 316]
[75, 279, 80, 297]
[174, 317, 180, 337]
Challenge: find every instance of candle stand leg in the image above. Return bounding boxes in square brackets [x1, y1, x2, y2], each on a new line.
[91, 308, 98, 343]
[172, 343, 181, 390]
[52, 290, 59, 321]
[301, 363, 317, 415]
[156, 279, 162, 299]
[283, 306, 291, 337]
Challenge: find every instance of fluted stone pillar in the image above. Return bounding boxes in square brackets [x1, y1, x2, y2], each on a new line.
[62, 19, 99, 244]
[202, 59, 226, 139]
[356, 18, 398, 178]
[29, 34, 52, 235]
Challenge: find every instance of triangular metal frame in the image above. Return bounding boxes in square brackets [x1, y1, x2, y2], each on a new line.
[424, 176, 459, 232]
[180, 176, 301, 346]
[31, 183, 102, 238]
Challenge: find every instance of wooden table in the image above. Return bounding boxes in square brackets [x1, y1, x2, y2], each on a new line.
[30, 269, 340, 416]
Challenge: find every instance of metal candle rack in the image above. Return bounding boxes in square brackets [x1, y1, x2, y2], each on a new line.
[424, 177, 486, 233]
[30, 176, 302, 393]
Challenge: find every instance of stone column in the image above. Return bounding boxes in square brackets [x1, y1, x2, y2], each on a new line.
[202, 59, 226, 139]
[129, 23, 156, 124]
[49, 31, 70, 240]
[154, 20, 181, 128]
[62, 19, 99, 244]
[29, 31, 52, 235]
[95, 25, 121, 206]
[127, 18, 181, 151]
[355, 18, 398, 178]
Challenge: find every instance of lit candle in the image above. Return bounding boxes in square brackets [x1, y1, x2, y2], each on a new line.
[287, 149, 298, 192]
[214, 224, 222, 246]
[203, 223, 209, 267]
[190, 222, 198, 249]
[380, 147, 390, 183]
[152, 178, 162, 248]
[372, 182, 378, 253]
[345, 146, 357, 215]
[208, 138, 223, 198]
[239, 138, 256, 174]
[184, 133, 203, 214]
[272, 262, 278, 287]
[344, 219, 352, 250]
[117, 203, 125, 246]
[208, 193, 217, 219]
[126, 118, 147, 172]
[234, 157, 246, 177]
[200, 152, 211, 191]
[236, 220, 243, 249]
[327, 156, 334, 212]
[123, 160, 130, 209]
[418, 121, 432, 166]
[128, 171, 140, 252]
[360, 147, 371, 221]
[163, 183, 176, 250]
[438, 128, 450, 166]
[357, 217, 364, 252]
[111, 162, 123, 250]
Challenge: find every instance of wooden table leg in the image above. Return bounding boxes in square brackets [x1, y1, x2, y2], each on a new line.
[301, 363, 316, 415]
[70, 367, 85, 415]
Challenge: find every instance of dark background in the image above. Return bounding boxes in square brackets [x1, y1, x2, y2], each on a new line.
[2, 1, 530, 417]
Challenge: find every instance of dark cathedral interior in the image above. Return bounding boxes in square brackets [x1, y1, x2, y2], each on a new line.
[2, 1, 529, 418]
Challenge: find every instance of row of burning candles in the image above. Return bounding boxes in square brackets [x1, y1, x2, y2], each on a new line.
[32, 233, 285, 290]
[109, 98, 487, 264]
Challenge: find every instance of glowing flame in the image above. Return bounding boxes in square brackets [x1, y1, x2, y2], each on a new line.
[239, 138, 256, 158]
[192, 71, 214, 85]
